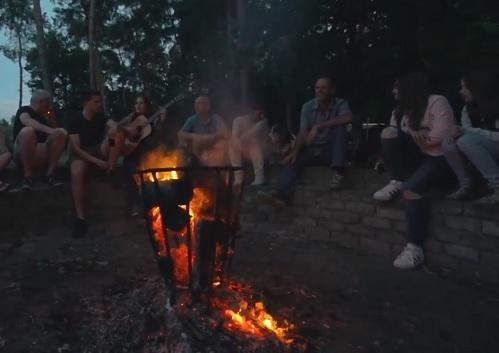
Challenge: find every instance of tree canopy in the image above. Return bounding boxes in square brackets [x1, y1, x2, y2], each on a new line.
[1, 0, 499, 127]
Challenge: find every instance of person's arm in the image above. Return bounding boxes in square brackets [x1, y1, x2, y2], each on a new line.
[315, 100, 353, 130]
[241, 119, 269, 143]
[460, 106, 472, 129]
[423, 97, 455, 147]
[69, 134, 107, 168]
[19, 112, 57, 135]
[178, 117, 206, 144]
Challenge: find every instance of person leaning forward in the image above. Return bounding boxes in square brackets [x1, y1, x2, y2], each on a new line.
[68, 90, 129, 238]
[12, 89, 67, 190]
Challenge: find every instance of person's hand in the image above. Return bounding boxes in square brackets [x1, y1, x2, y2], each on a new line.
[95, 159, 108, 170]
[449, 126, 464, 141]
[410, 129, 430, 146]
[281, 151, 297, 165]
[50, 127, 67, 135]
[306, 126, 319, 145]
[158, 108, 167, 123]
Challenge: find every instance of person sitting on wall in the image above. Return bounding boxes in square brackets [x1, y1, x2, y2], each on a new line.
[372, 72, 455, 270]
[178, 95, 230, 166]
[122, 94, 170, 217]
[256, 76, 353, 208]
[12, 89, 67, 190]
[229, 99, 269, 186]
[68, 90, 131, 238]
[442, 70, 499, 203]
[0, 125, 12, 192]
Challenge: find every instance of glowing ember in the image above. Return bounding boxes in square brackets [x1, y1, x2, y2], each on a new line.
[170, 244, 189, 286]
[212, 287, 295, 344]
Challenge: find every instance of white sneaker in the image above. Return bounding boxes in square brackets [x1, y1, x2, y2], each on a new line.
[373, 180, 403, 201]
[393, 243, 425, 270]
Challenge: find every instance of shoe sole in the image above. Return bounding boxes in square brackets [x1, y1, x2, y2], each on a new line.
[256, 193, 286, 210]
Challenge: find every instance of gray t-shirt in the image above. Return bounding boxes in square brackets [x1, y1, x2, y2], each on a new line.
[181, 114, 228, 135]
[299, 98, 351, 145]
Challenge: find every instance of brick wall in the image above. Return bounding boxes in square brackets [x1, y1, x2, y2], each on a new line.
[2, 167, 498, 283]
[240, 167, 499, 284]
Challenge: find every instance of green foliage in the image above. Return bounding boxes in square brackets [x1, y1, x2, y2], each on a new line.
[14, 0, 499, 127]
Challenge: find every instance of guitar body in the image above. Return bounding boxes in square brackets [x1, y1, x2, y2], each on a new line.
[121, 115, 153, 150]
[118, 93, 186, 154]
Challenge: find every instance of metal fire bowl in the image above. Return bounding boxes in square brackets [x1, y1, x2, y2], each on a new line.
[141, 178, 193, 210]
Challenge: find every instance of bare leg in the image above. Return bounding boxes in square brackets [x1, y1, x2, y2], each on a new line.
[0, 151, 12, 170]
[107, 129, 125, 172]
[17, 127, 37, 177]
[46, 130, 67, 175]
[71, 159, 87, 220]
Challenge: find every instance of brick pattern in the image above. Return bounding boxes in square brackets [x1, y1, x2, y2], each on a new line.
[242, 179, 499, 284]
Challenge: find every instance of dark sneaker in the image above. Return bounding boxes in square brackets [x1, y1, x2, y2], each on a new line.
[256, 191, 287, 209]
[46, 175, 64, 187]
[20, 177, 34, 191]
[72, 218, 88, 238]
[447, 187, 473, 201]
[476, 189, 499, 205]
[329, 172, 344, 190]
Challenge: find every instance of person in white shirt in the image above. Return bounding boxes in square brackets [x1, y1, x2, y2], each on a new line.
[443, 70, 499, 203]
[229, 100, 269, 186]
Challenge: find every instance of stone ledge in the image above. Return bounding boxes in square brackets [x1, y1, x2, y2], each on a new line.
[241, 167, 499, 284]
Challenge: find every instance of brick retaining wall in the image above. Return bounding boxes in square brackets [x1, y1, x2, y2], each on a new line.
[1, 167, 498, 283]
[240, 167, 499, 284]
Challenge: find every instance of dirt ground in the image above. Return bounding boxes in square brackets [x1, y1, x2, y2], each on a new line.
[1, 215, 498, 353]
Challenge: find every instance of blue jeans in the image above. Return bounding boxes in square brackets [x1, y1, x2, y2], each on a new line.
[382, 130, 452, 246]
[276, 125, 348, 199]
[382, 130, 451, 194]
[456, 133, 499, 190]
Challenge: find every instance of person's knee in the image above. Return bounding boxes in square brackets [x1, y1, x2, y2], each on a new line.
[50, 129, 67, 144]
[18, 126, 36, 142]
[403, 189, 422, 200]
[456, 134, 478, 151]
[381, 126, 398, 140]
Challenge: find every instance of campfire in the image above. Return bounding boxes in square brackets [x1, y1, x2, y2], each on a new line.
[135, 147, 298, 350]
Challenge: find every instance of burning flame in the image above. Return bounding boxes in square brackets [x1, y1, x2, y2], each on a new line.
[224, 301, 294, 344]
[139, 147, 183, 182]
[211, 285, 294, 344]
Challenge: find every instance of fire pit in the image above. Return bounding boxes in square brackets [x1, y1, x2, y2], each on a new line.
[132, 148, 299, 351]
[136, 164, 244, 306]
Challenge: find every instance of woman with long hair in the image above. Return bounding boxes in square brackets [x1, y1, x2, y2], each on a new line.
[373, 72, 455, 269]
[443, 70, 499, 203]
[122, 94, 162, 216]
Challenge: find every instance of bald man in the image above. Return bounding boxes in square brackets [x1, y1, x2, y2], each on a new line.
[178, 95, 229, 166]
[257, 77, 353, 208]
[13, 89, 67, 190]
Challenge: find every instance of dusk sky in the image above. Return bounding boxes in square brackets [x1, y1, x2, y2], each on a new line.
[0, 0, 53, 121]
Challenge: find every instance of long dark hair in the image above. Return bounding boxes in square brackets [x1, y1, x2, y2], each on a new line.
[395, 72, 431, 130]
[133, 94, 152, 118]
[463, 70, 499, 129]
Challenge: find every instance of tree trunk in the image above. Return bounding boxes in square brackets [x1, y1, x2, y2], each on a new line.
[88, 0, 96, 89]
[87, 0, 107, 112]
[16, 27, 23, 108]
[32, 0, 52, 94]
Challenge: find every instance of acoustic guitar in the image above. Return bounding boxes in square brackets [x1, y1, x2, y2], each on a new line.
[119, 94, 186, 149]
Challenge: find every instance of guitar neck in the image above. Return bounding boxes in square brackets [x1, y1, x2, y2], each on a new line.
[147, 96, 184, 124]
